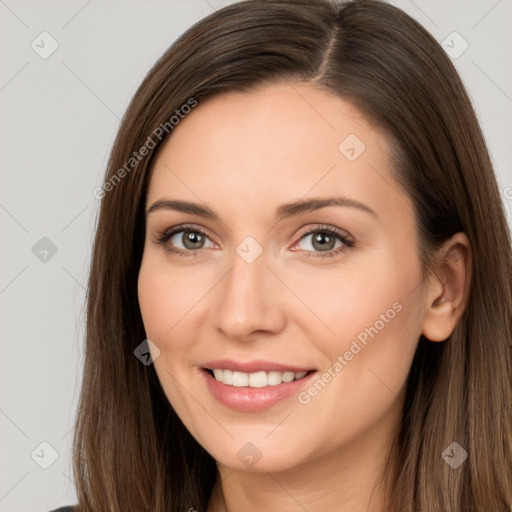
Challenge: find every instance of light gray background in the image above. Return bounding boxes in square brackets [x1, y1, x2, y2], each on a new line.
[1, 1, 511, 510]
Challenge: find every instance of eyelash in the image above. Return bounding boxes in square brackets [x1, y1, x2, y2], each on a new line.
[153, 223, 355, 259]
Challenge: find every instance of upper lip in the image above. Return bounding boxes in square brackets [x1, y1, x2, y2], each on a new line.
[201, 359, 315, 374]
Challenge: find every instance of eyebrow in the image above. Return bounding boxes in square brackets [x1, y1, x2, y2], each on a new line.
[145, 196, 378, 221]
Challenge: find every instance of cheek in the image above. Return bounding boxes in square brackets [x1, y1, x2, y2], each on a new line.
[288, 248, 422, 429]
[282, 245, 423, 395]
[138, 263, 172, 341]
[137, 256, 203, 414]
[137, 252, 209, 342]
[279, 243, 422, 344]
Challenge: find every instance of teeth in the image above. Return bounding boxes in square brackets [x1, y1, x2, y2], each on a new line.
[210, 369, 309, 387]
[267, 371, 282, 386]
[232, 371, 248, 387]
[282, 371, 295, 383]
[248, 371, 267, 388]
[223, 369, 233, 385]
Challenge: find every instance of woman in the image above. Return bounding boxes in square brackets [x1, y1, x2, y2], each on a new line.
[54, 0, 512, 510]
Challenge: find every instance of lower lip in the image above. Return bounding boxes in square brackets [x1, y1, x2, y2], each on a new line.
[202, 369, 317, 412]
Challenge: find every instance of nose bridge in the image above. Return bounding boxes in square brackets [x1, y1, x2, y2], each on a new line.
[212, 242, 285, 339]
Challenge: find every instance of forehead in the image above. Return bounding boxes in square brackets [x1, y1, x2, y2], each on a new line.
[147, 82, 408, 226]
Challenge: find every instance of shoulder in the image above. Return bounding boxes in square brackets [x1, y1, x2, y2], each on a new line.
[48, 507, 75, 512]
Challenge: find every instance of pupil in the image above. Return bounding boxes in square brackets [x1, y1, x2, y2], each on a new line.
[183, 231, 204, 249]
[312, 232, 335, 251]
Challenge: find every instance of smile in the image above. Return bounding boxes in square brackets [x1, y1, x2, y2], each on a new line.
[201, 362, 317, 412]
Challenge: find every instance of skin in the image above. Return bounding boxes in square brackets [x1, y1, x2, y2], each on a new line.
[137, 82, 472, 512]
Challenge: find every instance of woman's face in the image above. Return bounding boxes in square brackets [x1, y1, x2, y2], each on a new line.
[138, 82, 427, 473]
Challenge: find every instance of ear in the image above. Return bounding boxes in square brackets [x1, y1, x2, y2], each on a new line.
[421, 232, 473, 342]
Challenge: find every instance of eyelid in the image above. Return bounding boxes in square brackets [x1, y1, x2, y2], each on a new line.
[293, 223, 353, 244]
[289, 224, 355, 257]
[153, 223, 217, 244]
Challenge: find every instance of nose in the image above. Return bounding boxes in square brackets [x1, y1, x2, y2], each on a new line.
[211, 248, 287, 342]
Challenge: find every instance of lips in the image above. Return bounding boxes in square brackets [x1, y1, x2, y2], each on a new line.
[200, 359, 317, 412]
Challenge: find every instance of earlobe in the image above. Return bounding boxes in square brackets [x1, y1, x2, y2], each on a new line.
[421, 233, 472, 342]
[422, 291, 458, 342]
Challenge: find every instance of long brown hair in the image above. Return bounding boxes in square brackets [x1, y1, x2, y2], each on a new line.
[73, 1, 512, 510]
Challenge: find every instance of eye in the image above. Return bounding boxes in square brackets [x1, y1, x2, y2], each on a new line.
[293, 225, 354, 258]
[169, 229, 214, 251]
[153, 223, 354, 259]
[153, 224, 215, 256]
